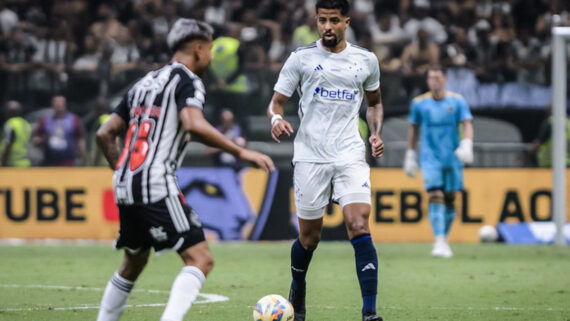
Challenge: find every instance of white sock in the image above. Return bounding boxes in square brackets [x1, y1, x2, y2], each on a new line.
[435, 235, 446, 244]
[97, 272, 135, 321]
[161, 266, 206, 321]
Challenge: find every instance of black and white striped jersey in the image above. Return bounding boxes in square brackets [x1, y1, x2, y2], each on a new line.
[112, 62, 205, 205]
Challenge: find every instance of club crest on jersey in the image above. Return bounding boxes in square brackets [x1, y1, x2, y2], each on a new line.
[313, 87, 356, 101]
[149, 226, 168, 242]
[447, 105, 454, 113]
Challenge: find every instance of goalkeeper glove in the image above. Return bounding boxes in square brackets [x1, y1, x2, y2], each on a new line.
[403, 149, 419, 178]
[455, 138, 474, 164]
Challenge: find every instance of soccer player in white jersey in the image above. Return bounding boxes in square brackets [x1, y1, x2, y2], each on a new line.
[404, 66, 474, 258]
[267, 1, 384, 320]
[95, 19, 274, 321]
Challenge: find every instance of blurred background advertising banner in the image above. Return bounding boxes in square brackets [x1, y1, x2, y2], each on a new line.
[0, 168, 568, 242]
[0, 168, 117, 239]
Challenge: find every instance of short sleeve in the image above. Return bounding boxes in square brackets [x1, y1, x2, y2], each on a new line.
[176, 75, 206, 111]
[112, 93, 130, 124]
[457, 96, 472, 122]
[273, 52, 301, 97]
[408, 100, 421, 124]
[364, 54, 380, 91]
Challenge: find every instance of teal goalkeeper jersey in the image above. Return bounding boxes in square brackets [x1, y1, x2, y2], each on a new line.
[408, 91, 472, 169]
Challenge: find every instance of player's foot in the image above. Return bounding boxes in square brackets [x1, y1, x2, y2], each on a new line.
[362, 311, 383, 321]
[431, 241, 452, 258]
[289, 283, 306, 321]
[441, 242, 453, 258]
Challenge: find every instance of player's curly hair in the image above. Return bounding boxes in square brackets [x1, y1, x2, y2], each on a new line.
[316, 0, 351, 16]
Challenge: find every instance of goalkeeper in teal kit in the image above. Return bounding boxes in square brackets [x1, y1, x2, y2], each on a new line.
[404, 66, 474, 258]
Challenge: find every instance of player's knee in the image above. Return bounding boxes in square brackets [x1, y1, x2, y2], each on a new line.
[119, 250, 150, 280]
[346, 219, 367, 236]
[300, 232, 320, 251]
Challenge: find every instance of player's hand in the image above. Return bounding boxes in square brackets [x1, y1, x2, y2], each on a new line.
[271, 119, 294, 143]
[369, 134, 384, 158]
[403, 149, 419, 178]
[455, 138, 474, 164]
[238, 149, 276, 172]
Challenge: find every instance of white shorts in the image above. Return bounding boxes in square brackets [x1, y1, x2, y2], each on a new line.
[293, 161, 371, 220]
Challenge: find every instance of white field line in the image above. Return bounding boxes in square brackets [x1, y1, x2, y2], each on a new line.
[1, 284, 567, 313]
[0, 284, 228, 312]
[303, 305, 570, 312]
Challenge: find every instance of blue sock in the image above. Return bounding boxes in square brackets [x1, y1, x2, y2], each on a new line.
[351, 234, 378, 315]
[290, 238, 313, 291]
[444, 205, 456, 236]
[428, 200, 446, 237]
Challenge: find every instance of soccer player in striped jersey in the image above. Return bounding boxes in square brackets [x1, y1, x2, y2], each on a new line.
[267, 1, 384, 320]
[95, 19, 274, 321]
[404, 66, 474, 258]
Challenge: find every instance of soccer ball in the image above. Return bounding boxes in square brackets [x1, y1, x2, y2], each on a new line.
[253, 294, 294, 321]
[478, 225, 498, 242]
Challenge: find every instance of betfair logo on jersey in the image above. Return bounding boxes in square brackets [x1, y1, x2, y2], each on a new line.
[313, 87, 356, 101]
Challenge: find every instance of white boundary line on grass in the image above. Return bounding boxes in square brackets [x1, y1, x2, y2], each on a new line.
[0, 284, 229, 312]
[306, 304, 570, 313]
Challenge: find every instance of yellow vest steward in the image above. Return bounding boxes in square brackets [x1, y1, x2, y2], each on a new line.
[211, 37, 247, 93]
[537, 117, 570, 167]
[1, 117, 31, 167]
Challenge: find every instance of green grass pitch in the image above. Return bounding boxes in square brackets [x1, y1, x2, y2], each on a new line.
[0, 242, 569, 321]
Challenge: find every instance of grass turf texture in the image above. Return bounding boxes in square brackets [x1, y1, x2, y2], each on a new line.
[0, 242, 569, 321]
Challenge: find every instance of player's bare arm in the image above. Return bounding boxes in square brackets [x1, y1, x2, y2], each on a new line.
[462, 119, 474, 140]
[407, 124, 419, 150]
[1, 140, 12, 166]
[96, 113, 127, 170]
[365, 88, 384, 158]
[267, 92, 294, 143]
[180, 106, 275, 171]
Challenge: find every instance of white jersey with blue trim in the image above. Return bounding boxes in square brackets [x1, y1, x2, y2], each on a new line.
[274, 40, 380, 163]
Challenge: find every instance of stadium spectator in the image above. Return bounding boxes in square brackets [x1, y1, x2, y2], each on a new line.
[535, 0, 569, 36]
[292, 9, 320, 47]
[0, 0, 19, 37]
[151, 0, 179, 37]
[471, 19, 498, 82]
[0, 25, 35, 104]
[206, 109, 247, 170]
[369, 11, 407, 52]
[71, 33, 103, 78]
[95, 18, 274, 321]
[403, 1, 448, 44]
[109, 27, 142, 90]
[442, 27, 477, 69]
[89, 3, 126, 45]
[511, 27, 545, 85]
[29, 22, 73, 106]
[404, 66, 474, 258]
[401, 28, 440, 96]
[204, 0, 227, 27]
[32, 95, 87, 166]
[267, 1, 384, 320]
[0, 100, 31, 167]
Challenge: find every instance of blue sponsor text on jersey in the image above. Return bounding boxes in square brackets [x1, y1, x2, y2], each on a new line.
[313, 87, 356, 101]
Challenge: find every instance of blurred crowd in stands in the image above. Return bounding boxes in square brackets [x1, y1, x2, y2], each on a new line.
[0, 0, 569, 167]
